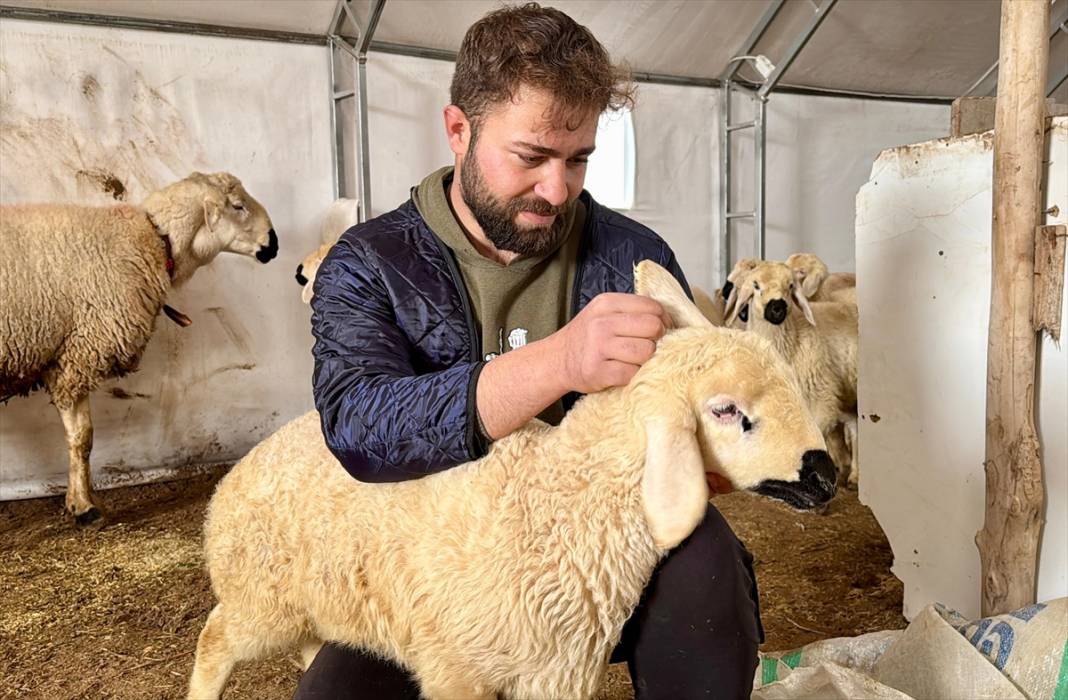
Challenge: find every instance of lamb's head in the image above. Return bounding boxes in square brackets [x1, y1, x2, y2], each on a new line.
[721, 257, 759, 315]
[296, 240, 337, 304]
[630, 261, 836, 549]
[142, 172, 278, 283]
[785, 253, 829, 299]
[728, 261, 815, 328]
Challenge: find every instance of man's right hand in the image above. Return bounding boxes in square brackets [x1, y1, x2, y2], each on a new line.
[552, 292, 671, 394]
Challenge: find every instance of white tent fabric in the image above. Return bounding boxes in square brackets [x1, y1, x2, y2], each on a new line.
[7, 0, 1057, 100]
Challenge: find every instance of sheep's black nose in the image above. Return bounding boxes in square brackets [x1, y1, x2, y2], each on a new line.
[721, 280, 734, 299]
[257, 229, 279, 263]
[801, 450, 838, 502]
[295, 263, 308, 286]
[765, 299, 788, 324]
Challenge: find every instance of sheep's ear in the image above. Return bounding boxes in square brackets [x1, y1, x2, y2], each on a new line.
[641, 418, 710, 550]
[794, 268, 821, 300]
[792, 285, 817, 326]
[724, 284, 739, 317]
[202, 197, 222, 232]
[633, 261, 711, 330]
[726, 283, 755, 326]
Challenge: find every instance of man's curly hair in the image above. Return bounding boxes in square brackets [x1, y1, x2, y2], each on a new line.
[450, 2, 635, 132]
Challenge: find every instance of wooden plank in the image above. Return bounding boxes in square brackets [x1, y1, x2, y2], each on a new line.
[1033, 224, 1067, 342]
[976, 0, 1049, 618]
[951, 97, 997, 137]
[952, 97, 1068, 137]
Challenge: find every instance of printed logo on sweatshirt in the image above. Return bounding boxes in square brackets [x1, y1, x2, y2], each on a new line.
[484, 327, 529, 361]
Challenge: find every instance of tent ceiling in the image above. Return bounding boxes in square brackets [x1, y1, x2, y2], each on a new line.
[2, 0, 1060, 99]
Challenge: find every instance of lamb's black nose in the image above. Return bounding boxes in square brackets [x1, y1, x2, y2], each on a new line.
[800, 450, 838, 502]
[295, 263, 308, 286]
[257, 229, 279, 263]
[765, 299, 787, 325]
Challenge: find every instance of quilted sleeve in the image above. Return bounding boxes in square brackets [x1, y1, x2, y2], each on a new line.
[310, 237, 488, 483]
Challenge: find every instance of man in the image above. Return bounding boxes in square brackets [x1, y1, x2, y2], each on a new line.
[302, 4, 762, 698]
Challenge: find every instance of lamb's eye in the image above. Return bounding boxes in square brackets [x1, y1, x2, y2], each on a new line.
[710, 403, 737, 418]
[753, 281, 760, 290]
[231, 201, 246, 211]
[741, 416, 753, 432]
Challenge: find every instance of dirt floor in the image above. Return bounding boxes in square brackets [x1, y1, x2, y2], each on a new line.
[1, 468, 905, 700]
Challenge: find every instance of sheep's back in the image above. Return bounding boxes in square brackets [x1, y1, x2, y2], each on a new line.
[0, 204, 170, 398]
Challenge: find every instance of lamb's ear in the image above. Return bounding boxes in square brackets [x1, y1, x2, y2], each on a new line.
[726, 283, 755, 326]
[795, 268, 822, 300]
[792, 285, 817, 326]
[641, 417, 710, 550]
[202, 197, 222, 233]
[633, 261, 711, 330]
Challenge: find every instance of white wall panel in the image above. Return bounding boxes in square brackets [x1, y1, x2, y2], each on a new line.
[0, 19, 333, 497]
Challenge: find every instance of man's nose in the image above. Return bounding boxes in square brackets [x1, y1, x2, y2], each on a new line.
[534, 162, 569, 207]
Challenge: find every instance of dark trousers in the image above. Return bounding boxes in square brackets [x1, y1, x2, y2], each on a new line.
[293, 504, 763, 700]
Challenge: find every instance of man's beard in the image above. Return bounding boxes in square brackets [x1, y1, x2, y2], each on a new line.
[459, 146, 569, 258]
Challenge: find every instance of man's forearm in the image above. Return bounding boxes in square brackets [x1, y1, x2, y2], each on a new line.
[475, 334, 571, 440]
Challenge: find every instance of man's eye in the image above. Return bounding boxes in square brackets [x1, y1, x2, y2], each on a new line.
[570, 158, 588, 165]
[519, 154, 542, 165]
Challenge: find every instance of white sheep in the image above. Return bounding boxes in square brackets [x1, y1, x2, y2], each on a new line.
[0, 172, 277, 524]
[295, 198, 357, 304]
[721, 257, 761, 321]
[727, 260, 859, 485]
[785, 252, 856, 305]
[187, 261, 837, 700]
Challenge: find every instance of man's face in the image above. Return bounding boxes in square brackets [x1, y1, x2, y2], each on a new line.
[457, 86, 598, 257]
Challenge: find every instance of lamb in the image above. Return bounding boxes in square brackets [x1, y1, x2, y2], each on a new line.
[0, 172, 278, 524]
[727, 260, 859, 485]
[187, 261, 837, 700]
[785, 252, 856, 305]
[294, 198, 357, 304]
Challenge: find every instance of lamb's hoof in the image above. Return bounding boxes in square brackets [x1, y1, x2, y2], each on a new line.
[73, 506, 105, 527]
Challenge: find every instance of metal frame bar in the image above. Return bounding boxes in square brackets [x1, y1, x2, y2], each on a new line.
[1049, 62, 1068, 97]
[758, 0, 839, 100]
[0, 4, 326, 44]
[965, 0, 1068, 97]
[724, 0, 786, 82]
[0, 5, 956, 102]
[720, 0, 835, 283]
[326, 0, 387, 223]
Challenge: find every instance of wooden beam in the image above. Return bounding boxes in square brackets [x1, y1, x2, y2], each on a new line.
[976, 0, 1050, 617]
[1033, 224, 1066, 342]
[951, 96, 1068, 137]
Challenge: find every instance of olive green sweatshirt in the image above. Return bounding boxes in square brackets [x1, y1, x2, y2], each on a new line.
[412, 166, 585, 425]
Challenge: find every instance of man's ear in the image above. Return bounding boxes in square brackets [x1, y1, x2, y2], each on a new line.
[633, 261, 711, 330]
[443, 105, 472, 157]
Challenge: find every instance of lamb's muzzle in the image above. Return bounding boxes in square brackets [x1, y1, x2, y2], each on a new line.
[256, 228, 279, 263]
[753, 449, 837, 509]
[764, 298, 788, 325]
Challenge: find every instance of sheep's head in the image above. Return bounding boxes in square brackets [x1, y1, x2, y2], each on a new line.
[143, 172, 278, 282]
[721, 257, 759, 316]
[785, 253, 829, 300]
[296, 240, 337, 304]
[631, 261, 835, 549]
[728, 261, 815, 328]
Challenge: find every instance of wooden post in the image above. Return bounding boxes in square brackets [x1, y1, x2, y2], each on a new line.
[976, 0, 1049, 617]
